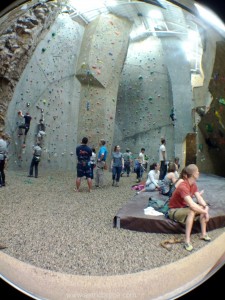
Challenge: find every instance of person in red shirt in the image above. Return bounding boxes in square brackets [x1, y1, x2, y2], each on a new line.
[168, 164, 210, 252]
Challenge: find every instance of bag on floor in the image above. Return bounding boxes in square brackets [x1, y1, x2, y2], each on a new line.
[148, 197, 169, 214]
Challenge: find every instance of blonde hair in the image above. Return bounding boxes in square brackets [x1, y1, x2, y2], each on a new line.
[185, 164, 198, 178]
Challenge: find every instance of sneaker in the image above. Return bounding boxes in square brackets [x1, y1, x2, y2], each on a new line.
[200, 234, 211, 242]
[184, 243, 193, 252]
[136, 191, 140, 195]
[115, 182, 119, 187]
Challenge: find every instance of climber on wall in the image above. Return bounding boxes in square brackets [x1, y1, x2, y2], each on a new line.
[18, 110, 32, 144]
[36, 118, 46, 144]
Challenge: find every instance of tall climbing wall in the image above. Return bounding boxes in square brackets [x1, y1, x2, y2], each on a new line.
[113, 36, 174, 162]
[198, 41, 225, 176]
[0, 1, 60, 130]
[6, 14, 84, 171]
[75, 14, 132, 152]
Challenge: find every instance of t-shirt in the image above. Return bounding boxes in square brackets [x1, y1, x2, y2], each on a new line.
[159, 144, 167, 161]
[0, 138, 7, 160]
[112, 152, 123, 167]
[33, 145, 42, 156]
[24, 115, 32, 126]
[123, 152, 130, 162]
[139, 152, 144, 164]
[76, 145, 92, 163]
[90, 152, 96, 164]
[98, 145, 108, 161]
[169, 180, 198, 208]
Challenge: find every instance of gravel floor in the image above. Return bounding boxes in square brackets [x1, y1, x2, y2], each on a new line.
[1, 169, 224, 276]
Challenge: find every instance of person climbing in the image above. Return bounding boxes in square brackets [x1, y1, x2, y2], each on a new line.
[36, 118, 46, 143]
[18, 111, 32, 143]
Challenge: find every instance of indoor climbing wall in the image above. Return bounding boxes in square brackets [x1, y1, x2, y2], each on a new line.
[75, 14, 132, 152]
[5, 14, 84, 171]
[198, 41, 225, 176]
[113, 36, 174, 163]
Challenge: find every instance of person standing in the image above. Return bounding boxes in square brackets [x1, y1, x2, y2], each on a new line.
[111, 145, 124, 187]
[75, 137, 92, 192]
[95, 139, 108, 188]
[122, 148, 132, 177]
[90, 147, 96, 180]
[159, 138, 167, 180]
[0, 132, 8, 187]
[28, 142, 42, 178]
[168, 164, 211, 252]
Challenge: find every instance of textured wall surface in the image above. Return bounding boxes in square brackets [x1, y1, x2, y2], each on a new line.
[1, 1, 225, 175]
[6, 13, 84, 171]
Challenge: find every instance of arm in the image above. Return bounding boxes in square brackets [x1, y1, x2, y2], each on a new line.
[184, 195, 209, 220]
[194, 192, 208, 207]
[149, 171, 159, 188]
[168, 173, 177, 184]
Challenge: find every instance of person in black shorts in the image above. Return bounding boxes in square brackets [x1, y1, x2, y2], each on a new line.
[75, 137, 92, 192]
[18, 111, 32, 143]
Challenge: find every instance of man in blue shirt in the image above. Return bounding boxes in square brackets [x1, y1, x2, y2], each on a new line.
[76, 137, 92, 192]
[95, 139, 108, 188]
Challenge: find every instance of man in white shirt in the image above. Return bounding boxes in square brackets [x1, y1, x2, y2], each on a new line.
[139, 147, 146, 178]
[159, 138, 167, 180]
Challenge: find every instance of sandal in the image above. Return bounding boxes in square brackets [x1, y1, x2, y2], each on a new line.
[184, 243, 193, 252]
[200, 234, 211, 242]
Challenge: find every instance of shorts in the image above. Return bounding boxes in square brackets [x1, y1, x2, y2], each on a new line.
[77, 162, 92, 179]
[168, 207, 199, 224]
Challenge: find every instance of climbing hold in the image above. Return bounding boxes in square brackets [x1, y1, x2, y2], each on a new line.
[219, 98, 225, 105]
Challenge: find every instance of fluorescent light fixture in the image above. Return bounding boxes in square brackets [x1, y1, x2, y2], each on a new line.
[130, 25, 147, 39]
[148, 9, 163, 20]
[68, 0, 105, 13]
[195, 3, 225, 32]
[183, 30, 198, 62]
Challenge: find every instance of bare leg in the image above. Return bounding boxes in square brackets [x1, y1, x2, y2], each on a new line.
[87, 178, 92, 192]
[76, 178, 81, 192]
[199, 213, 207, 238]
[185, 210, 195, 244]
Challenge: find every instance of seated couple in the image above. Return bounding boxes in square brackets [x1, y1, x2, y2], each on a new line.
[137, 162, 179, 195]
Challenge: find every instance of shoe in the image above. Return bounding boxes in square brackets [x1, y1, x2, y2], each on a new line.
[35, 176, 38, 178]
[115, 182, 119, 187]
[127, 174, 129, 177]
[200, 234, 211, 242]
[27, 175, 33, 177]
[184, 243, 193, 252]
[112, 180, 115, 186]
[136, 191, 140, 195]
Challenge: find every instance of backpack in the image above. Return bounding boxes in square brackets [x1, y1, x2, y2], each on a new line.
[148, 197, 169, 214]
